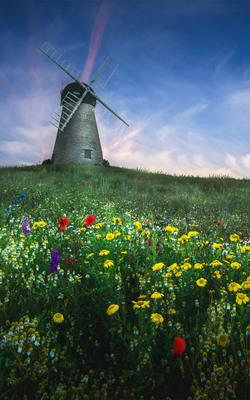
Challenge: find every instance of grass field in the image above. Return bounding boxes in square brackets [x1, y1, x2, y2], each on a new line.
[0, 164, 249, 400]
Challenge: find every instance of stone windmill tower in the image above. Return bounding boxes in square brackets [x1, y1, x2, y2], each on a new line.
[39, 42, 128, 165]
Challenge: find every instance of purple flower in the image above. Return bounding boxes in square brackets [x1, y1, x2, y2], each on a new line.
[49, 249, 60, 275]
[22, 217, 31, 235]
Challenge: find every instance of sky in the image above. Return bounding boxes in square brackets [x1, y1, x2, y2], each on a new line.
[1, 0, 250, 178]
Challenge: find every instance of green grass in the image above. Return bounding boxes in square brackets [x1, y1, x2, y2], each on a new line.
[0, 164, 249, 400]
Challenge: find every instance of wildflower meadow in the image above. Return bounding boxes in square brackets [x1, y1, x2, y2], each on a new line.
[0, 165, 249, 400]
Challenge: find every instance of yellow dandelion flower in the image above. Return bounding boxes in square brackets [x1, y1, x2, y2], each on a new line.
[241, 281, 250, 290]
[32, 222, 39, 229]
[96, 234, 102, 239]
[152, 262, 165, 271]
[87, 253, 94, 258]
[196, 278, 207, 287]
[236, 293, 249, 305]
[79, 227, 86, 232]
[226, 254, 234, 259]
[135, 221, 142, 230]
[212, 243, 223, 249]
[132, 300, 150, 309]
[228, 282, 241, 292]
[188, 231, 199, 238]
[113, 218, 122, 224]
[210, 260, 223, 267]
[181, 262, 192, 270]
[104, 260, 114, 268]
[151, 313, 164, 325]
[216, 334, 230, 347]
[194, 263, 203, 269]
[106, 304, 119, 315]
[230, 234, 240, 242]
[151, 292, 164, 300]
[214, 270, 221, 278]
[230, 262, 241, 269]
[106, 233, 115, 240]
[164, 226, 179, 233]
[241, 246, 250, 253]
[137, 295, 147, 299]
[53, 313, 64, 323]
[99, 249, 110, 256]
[167, 308, 176, 315]
[124, 235, 131, 240]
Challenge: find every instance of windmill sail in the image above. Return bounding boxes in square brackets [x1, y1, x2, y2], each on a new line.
[90, 56, 118, 89]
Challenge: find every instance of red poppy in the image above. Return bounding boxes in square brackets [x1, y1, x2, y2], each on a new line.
[217, 221, 222, 226]
[65, 256, 75, 266]
[173, 337, 186, 356]
[85, 215, 96, 226]
[58, 216, 69, 229]
[146, 221, 151, 225]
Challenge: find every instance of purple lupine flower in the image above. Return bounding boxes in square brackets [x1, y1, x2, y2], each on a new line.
[22, 217, 31, 235]
[49, 249, 60, 275]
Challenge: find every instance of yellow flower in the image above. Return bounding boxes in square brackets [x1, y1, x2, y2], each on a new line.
[106, 304, 119, 315]
[32, 222, 39, 229]
[210, 260, 223, 266]
[228, 282, 241, 292]
[96, 234, 102, 239]
[132, 300, 150, 309]
[104, 260, 114, 268]
[230, 262, 241, 269]
[152, 262, 165, 271]
[214, 270, 221, 279]
[181, 262, 192, 270]
[167, 308, 176, 315]
[212, 243, 223, 249]
[79, 227, 86, 232]
[151, 313, 164, 325]
[124, 235, 131, 240]
[151, 292, 164, 300]
[99, 249, 110, 256]
[196, 278, 207, 287]
[87, 253, 94, 258]
[194, 263, 203, 269]
[164, 226, 179, 233]
[53, 313, 64, 323]
[113, 218, 122, 224]
[216, 333, 230, 347]
[135, 221, 142, 230]
[137, 295, 147, 299]
[230, 234, 240, 242]
[106, 233, 115, 240]
[188, 231, 199, 238]
[241, 246, 250, 253]
[38, 221, 47, 227]
[236, 293, 249, 305]
[241, 281, 250, 290]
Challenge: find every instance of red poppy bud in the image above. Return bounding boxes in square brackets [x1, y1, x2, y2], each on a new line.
[148, 238, 153, 248]
[173, 337, 186, 356]
[217, 221, 222, 226]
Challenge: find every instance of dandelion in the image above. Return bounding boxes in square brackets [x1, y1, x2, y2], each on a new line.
[173, 338, 186, 356]
[241, 281, 250, 290]
[228, 282, 241, 292]
[196, 278, 207, 287]
[53, 313, 64, 323]
[236, 293, 249, 305]
[194, 263, 203, 269]
[106, 304, 119, 315]
[85, 215, 96, 226]
[106, 233, 115, 240]
[99, 249, 110, 256]
[216, 333, 230, 347]
[104, 260, 114, 268]
[135, 221, 142, 230]
[164, 226, 179, 233]
[230, 234, 239, 242]
[58, 216, 69, 230]
[113, 217, 122, 224]
[210, 260, 223, 267]
[151, 292, 164, 300]
[151, 313, 164, 325]
[152, 262, 165, 271]
[230, 262, 241, 269]
[132, 300, 150, 309]
[212, 243, 223, 249]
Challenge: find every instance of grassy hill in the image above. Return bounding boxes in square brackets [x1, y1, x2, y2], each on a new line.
[0, 165, 249, 399]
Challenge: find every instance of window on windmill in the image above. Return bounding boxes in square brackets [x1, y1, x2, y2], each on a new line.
[84, 149, 92, 159]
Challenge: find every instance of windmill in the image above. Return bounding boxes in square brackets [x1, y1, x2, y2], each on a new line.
[39, 41, 129, 165]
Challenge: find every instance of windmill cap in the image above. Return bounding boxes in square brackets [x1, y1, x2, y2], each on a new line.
[61, 82, 96, 106]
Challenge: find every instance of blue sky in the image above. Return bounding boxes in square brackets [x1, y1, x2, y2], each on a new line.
[1, 0, 250, 178]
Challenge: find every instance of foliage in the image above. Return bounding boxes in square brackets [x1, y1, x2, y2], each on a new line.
[0, 165, 249, 399]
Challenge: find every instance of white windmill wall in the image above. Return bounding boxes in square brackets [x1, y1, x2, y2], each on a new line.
[52, 83, 103, 165]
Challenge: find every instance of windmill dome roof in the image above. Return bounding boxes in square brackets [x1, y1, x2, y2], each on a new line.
[61, 82, 96, 106]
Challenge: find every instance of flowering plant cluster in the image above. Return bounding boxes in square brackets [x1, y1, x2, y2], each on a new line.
[0, 169, 250, 400]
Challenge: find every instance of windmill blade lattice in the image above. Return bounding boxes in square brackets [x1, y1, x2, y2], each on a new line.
[90, 56, 118, 89]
